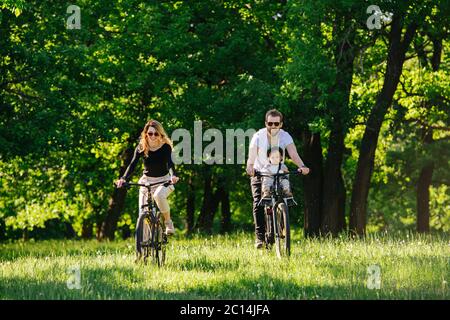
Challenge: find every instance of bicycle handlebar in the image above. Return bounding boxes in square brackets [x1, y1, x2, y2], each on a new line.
[254, 170, 303, 178]
[115, 180, 172, 189]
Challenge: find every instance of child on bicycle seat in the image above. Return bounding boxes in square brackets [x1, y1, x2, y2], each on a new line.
[261, 147, 293, 199]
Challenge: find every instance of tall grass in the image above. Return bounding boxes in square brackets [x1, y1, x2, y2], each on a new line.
[0, 232, 448, 299]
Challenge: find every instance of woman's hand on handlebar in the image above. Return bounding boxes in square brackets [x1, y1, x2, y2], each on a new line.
[115, 178, 126, 188]
[298, 166, 310, 175]
[171, 175, 180, 184]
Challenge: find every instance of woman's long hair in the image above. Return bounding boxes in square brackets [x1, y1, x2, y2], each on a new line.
[138, 119, 173, 156]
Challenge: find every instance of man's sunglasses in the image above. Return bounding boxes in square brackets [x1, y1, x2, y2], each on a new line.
[266, 122, 280, 127]
[147, 132, 160, 137]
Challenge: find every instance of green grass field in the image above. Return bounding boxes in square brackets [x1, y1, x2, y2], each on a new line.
[1, 231, 449, 299]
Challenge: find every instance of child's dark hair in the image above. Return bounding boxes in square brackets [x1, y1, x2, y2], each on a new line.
[267, 146, 284, 158]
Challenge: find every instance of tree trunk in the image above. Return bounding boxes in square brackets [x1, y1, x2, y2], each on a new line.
[81, 220, 93, 239]
[416, 36, 441, 233]
[416, 130, 434, 233]
[220, 186, 231, 233]
[301, 130, 324, 237]
[186, 176, 196, 234]
[196, 167, 220, 233]
[349, 17, 417, 236]
[321, 127, 346, 235]
[337, 171, 347, 231]
[320, 14, 355, 236]
[97, 144, 136, 240]
[430, 38, 442, 71]
[98, 181, 128, 241]
[23, 229, 29, 241]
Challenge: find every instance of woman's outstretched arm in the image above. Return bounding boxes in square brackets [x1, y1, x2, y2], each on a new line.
[121, 145, 141, 181]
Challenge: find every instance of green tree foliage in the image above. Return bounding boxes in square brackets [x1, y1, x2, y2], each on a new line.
[0, 0, 448, 240]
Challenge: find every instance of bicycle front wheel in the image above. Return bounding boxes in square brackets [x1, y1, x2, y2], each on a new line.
[274, 202, 290, 259]
[160, 231, 167, 266]
[152, 221, 167, 267]
[265, 207, 274, 250]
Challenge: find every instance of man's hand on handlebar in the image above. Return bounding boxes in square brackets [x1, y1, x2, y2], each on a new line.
[171, 176, 180, 184]
[298, 166, 310, 175]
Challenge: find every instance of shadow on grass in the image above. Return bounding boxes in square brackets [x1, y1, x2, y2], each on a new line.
[1, 265, 447, 300]
[0, 241, 130, 262]
[173, 256, 242, 272]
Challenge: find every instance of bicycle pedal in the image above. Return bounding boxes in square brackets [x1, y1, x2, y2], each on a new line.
[284, 197, 297, 206]
[258, 198, 272, 207]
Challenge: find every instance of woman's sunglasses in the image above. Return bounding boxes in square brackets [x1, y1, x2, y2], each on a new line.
[266, 122, 280, 127]
[147, 132, 160, 137]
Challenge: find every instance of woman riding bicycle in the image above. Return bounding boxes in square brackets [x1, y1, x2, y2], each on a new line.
[116, 120, 179, 235]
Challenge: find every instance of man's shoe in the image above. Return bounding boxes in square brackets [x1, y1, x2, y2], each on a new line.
[283, 190, 293, 197]
[134, 253, 142, 263]
[165, 220, 175, 235]
[284, 197, 298, 206]
[255, 239, 264, 249]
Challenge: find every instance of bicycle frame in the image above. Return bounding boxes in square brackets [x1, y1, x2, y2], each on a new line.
[123, 180, 171, 265]
[255, 170, 299, 253]
[141, 195, 165, 255]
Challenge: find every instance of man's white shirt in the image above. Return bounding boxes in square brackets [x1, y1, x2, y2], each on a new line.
[249, 128, 294, 171]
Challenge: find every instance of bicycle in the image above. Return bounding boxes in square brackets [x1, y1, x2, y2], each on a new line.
[254, 170, 301, 259]
[121, 180, 172, 267]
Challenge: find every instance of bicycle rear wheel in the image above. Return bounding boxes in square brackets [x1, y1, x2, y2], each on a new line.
[135, 214, 151, 262]
[274, 202, 290, 259]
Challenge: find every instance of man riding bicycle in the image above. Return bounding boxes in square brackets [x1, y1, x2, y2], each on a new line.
[246, 109, 310, 249]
